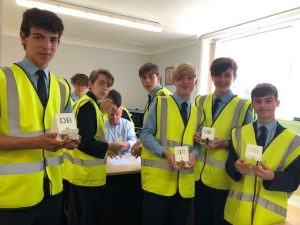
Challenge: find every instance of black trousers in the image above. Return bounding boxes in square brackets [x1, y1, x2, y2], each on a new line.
[142, 191, 192, 225]
[0, 193, 63, 225]
[194, 179, 228, 225]
[68, 183, 104, 225]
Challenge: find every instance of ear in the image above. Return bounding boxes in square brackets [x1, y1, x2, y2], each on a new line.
[276, 100, 280, 107]
[20, 32, 26, 45]
[194, 77, 198, 86]
[88, 80, 93, 88]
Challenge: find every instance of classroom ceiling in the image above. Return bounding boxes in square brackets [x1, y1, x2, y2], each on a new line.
[2, 0, 300, 54]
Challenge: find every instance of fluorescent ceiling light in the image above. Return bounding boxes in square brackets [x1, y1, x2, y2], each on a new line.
[16, 0, 163, 32]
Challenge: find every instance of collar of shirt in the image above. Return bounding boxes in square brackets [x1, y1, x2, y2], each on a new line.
[86, 91, 99, 105]
[173, 92, 191, 115]
[213, 89, 234, 104]
[257, 119, 277, 135]
[256, 119, 277, 146]
[71, 92, 80, 101]
[18, 57, 49, 80]
[149, 84, 162, 100]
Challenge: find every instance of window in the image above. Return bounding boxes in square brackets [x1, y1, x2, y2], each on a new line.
[200, 17, 300, 120]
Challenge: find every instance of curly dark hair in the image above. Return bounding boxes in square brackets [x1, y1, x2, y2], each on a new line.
[20, 8, 64, 38]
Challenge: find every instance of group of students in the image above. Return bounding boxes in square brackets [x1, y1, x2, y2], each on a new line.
[0, 6, 300, 225]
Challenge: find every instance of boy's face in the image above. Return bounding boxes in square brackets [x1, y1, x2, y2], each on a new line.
[74, 83, 88, 98]
[140, 72, 160, 93]
[252, 94, 280, 122]
[89, 74, 111, 100]
[20, 27, 59, 68]
[212, 68, 235, 96]
[173, 75, 197, 99]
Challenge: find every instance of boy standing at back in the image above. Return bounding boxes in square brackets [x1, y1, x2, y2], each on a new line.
[138, 62, 172, 122]
[132, 63, 171, 157]
[224, 83, 300, 225]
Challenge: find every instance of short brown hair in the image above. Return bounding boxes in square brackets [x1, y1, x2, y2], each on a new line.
[71, 73, 89, 86]
[138, 63, 159, 77]
[89, 68, 114, 87]
[172, 63, 197, 81]
[251, 83, 278, 100]
[210, 57, 237, 79]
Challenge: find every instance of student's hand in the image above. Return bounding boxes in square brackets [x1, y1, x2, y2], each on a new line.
[107, 150, 118, 158]
[163, 149, 183, 171]
[121, 141, 130, 151]
[108, 142, 123, 155]
[40, 133, 80, 152]
[235, 159, 250, 175]
[252, 163, 274, 180]
[205, 138, 229, 150]
[131, 139, 142, 158]
[187, 152, 196, 167]
[194, 132, 202, 144]
[61, 135, 81, 150]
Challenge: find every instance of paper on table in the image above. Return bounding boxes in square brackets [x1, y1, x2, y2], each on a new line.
[107, 156, 130, 165]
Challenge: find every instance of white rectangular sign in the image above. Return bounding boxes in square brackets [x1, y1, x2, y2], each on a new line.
[174, 146, 189, 163]
[50, 113, 79, 140]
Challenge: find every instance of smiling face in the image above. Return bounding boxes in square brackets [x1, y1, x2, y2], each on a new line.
[20, 27, 59, 68]
[212, 68, 235, 97]
[252, 94, 280, 124]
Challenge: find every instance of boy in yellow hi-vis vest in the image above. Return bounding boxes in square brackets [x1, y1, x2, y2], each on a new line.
[194, 57, 254, 225]
[0, 8, 79, 225]
[225, 83, 300, 225]
[140, 63, 203, 225]
[131, 63, 172, 157]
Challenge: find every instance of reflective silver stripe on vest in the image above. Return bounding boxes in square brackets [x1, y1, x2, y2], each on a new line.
[3, 66, 21, 136]
[196, 107, 203, 130]
[235, 127, 242, 158]
[142, 158, 172, 171]
[64, 152, 106, 166]
[229, 190, 286, 217]
[197, 95, 207, 108]
[179, 167, 194, 174]
[227, 99, 247, 139]
[160, 97, 168, 147]
[277, 135, 300, 171]
[3, 67, 66, 136]
[57, 79, 67, 112]
[46, 155, 64, 166]
[0, 161, 44, 175]
[198, 153, 225, 168]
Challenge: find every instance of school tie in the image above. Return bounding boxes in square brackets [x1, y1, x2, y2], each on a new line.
[212, 98, 221, 117]
[257, 126, 267, 148]
[147, 94, 152, 106]
[180, 102, 188, 126]
[36, 70, 47, 107]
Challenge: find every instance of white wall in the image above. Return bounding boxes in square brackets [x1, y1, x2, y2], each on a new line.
[1, 35, 201, 108]
[1, 35, 150, 109]
[151, 43, 201, 101]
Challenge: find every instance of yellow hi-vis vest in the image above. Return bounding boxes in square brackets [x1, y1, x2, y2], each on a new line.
[225, 124, 300, 225]
[143, 87, 172, 123]
[141, 96, 203, 198]
[194, 94, 252, 190]
[64, 95, 107, 186]
[0, 64, 70, 208]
